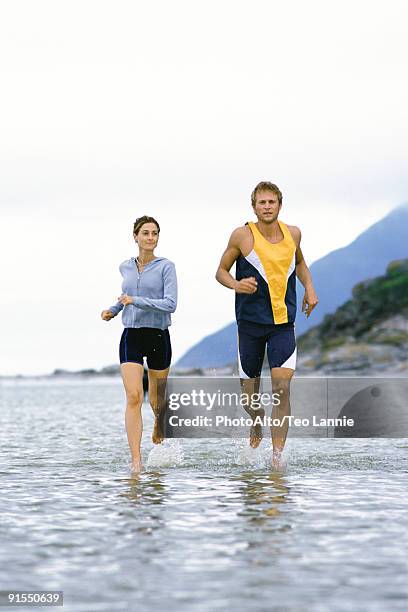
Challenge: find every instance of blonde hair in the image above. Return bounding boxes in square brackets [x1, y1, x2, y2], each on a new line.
[251, 181, 282, 207]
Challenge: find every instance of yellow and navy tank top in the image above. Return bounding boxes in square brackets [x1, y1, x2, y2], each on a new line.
[235, 220, 297, 324]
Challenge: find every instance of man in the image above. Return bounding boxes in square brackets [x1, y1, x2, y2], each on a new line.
[215, 181, 318, 468]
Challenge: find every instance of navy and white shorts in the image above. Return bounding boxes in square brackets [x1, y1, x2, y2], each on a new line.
[119, 327, 172, 370]
[237, 320, 297, 378]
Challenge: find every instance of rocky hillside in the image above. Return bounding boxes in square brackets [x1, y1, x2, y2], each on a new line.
[297, 259, 408, 374]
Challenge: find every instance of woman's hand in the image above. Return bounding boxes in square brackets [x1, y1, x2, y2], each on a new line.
[101, 310, 114, 321]
[118, 294, 134, 306]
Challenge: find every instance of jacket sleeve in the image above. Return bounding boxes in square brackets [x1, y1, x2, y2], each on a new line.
[108, 262, 125, 316]
[108, 301, 124, 316]
[131, 262, 178, 313]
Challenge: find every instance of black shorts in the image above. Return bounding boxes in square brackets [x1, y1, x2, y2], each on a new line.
[237, 320, 297, 378]
[119, 327, 172, 370]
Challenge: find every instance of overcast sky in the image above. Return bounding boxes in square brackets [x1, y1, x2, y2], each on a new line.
[1, 0, 407, 376]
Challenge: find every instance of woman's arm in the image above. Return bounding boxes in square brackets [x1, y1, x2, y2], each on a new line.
[107, 262, 125, 316]
[131, 262, 178, 313]
[108, 301, 124, 316]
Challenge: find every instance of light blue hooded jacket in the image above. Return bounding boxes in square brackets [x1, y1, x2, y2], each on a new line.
[108, 257, 177, 329]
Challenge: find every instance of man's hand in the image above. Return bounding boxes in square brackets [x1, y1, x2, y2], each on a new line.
[118, 294, 133, 306]
[101, 310, 114, 321]
[302, 286, 318, 318]
[235, 277, 258, 294]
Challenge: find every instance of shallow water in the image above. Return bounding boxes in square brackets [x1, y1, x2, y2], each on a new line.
[1, 378, 408, 611]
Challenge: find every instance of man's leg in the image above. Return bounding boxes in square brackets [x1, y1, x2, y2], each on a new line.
[270, 367, 294, 467]
[237, 327, 266, 448]
[239, 377, 265, 448]
[266, 325, 297, 467]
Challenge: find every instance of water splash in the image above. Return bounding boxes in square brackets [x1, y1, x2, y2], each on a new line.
[233, 439, 287, 470]
[235, 440, 263, 467]
[146, 440, 185, 468]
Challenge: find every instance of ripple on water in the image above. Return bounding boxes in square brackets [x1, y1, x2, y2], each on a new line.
[1, 381, 408, 611]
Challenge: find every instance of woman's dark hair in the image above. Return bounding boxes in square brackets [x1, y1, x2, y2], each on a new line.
[133, 216, 160, 235]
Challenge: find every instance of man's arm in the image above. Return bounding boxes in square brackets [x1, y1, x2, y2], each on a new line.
[289, 226, 318, 318]
[215, 228, 258, 294]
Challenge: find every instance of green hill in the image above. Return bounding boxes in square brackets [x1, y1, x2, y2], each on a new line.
[297, 259, 408, 374]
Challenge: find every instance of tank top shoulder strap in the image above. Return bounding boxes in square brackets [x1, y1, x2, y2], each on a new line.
[247, 221, 261, 246]
[277, 220, 293, 243]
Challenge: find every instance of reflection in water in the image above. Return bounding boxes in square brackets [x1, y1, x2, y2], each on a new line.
[2, 381, 408, 611]
[120, 471, 167, 505]
[234, 471, 290, 524]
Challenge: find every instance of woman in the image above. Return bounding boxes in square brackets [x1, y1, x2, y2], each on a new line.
[101, 216, 178, 472]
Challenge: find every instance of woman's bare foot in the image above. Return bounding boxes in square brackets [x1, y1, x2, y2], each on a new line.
[131, 456, 143, 472]
[272, 449, 285, 470]
[152, 412, 165, 444]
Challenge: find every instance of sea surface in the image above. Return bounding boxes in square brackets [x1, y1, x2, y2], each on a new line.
[1, 378, 408, 612]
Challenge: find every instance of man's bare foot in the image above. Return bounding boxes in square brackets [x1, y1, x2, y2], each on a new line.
[272, 449, 285, 470]
[131, 457, 143, 472]
[152, 413, 164, 444]
[249, 410, 264, 448]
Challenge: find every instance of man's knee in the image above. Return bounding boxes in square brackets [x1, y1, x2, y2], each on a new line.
[272, 372, 293, 396]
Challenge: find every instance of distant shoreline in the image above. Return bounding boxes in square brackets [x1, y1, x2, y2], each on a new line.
[0, 365, 234, 380]
[1, 366, 406, 380]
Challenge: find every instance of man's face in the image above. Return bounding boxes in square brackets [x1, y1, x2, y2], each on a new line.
[134, 222, 159, 251]
[253, 190, 281, 223]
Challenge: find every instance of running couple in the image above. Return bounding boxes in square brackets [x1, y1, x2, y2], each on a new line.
[101, 181, 318, 472]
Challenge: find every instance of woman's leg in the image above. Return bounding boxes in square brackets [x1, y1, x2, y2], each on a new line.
[148, 367, 170, 444]
[145, 328, 172, 444]
[120, 362, 145, 470]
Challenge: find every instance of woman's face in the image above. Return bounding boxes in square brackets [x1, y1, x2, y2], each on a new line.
[134, 222, 159, 252]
